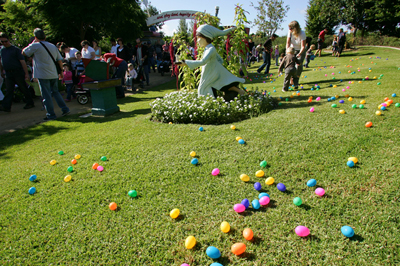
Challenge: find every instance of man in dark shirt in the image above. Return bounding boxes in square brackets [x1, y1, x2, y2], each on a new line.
[133, 38, 149, 87]
[257, 34, 278, 75]
[0, 32, 34, 112]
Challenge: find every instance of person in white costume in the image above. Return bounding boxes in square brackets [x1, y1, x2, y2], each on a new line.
[177, 25, 246, 101]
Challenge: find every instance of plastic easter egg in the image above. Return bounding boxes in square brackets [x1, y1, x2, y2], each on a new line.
[58, 150, 64, 155]
[28, 187, 36, 195]
[212, 168, 220, 176]
[236, 136, 242, 141]
[230, 125, 236, 130]
[352, 104, 357, 108]
[258, 192, 270, 199]
[241, 198, 250, 209]
[382, 102, 387, 107]
[234, 204, 246, 213]
[381, 106, 386, 111]
[307, 98, 312, 103]
[101, 156, 107, 161]
[220, 221, 230, 233]
[348, 97, 353, 101]
[348, 157, 358, 164]
[128, 190, 137, 198]
[255, 170, 265, 177]
[242, 228, 254, 241]
[251, 199, 260, 210]
[335, 95, 339, 98]
[365, 122, 373, 127]
[240, 174, 250, 182]
[238, 139, 245, 144]
[359, 104, 364, 109]
[254, 182, 262, 191]
[185, 236, 196, 249]
[109, 202, 117, 211]
[206, 246, 221, 259]
[199, 127, 204, 132]
[310, 107, 315, 113]
[347, 160, 355, 168]
[315, 187, 325, 196]
[259, 196, 270, 206]
[260, 160, 267, 168]
[277, 183, 286, 192]
[170, 208, 180, 219]
[231, 243, 246, 255]
[97, 165, 104, 172]
[64, 175, 72, 182]
[327, 98, 331, 102]
[339, 110, 345, 114]
[392, 93, 397, 97]
[71, 159, 77, 165]
[307, 179, 317, 187]
[191, 158, 198, 165]
[265, 177, 274, 185]
[331, 97, 336, 100]
[190, 151, 196, 157]
[74, 154, 81, 159]
[360, 100, 366, 104]
[295, 226, 310, 237]
[293, 197, 302, 206]
[29, 175, 37, 182]
[92, 163, 99, 169]
[210, 263, 223, 266]
[331, 104, 337, 108]
[50, 160, 57, 165]
[339, 100, 344, 103]
[316, 97, 321, 101]
[376, 111, 381, 116]
[395, 103, 400, 107]
[181, 264, 190, 266]
[341, 226, 355, 238]
[67, 166, 73, 173]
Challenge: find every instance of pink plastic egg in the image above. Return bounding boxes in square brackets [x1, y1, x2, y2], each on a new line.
[316, 97, 321, 101]
[315, 187, 325, 196]
[295, 226, 310, 237]
[325, 74, 327, 77]
[342, 89, 346, 92]
[310, 107, 315, 113]
[346, 86, 350, 89]
[259, 196, 270, 206]
[212, 168, 220, 176]
[234, 203, 246, 213]
[97, 165, 104, 172]
[381, 103, 387, 107]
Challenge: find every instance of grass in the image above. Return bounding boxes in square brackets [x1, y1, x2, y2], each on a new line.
[0, 47, 399, 265]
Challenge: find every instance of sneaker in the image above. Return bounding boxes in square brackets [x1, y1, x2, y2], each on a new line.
[65, 99, 71, 102]
[23, 104, 35, 109]
[0, 105, 11, 112]
[282, 89, 287, 92]
[257, 70, 261, 74]
[61, 111, 70, 117]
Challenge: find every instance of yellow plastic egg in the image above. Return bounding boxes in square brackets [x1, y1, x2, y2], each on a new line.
[170, 208, 180, 219]
[335, 95, 339, 99]
[236, 136, 242, 141]
[348, 157, 358, 164]
[255, 170, 265, 178]
[265, 177, 275, 185]
[378, 105, 383, 109]
[230, 125, 236, 130]
[220, 221, 230, 233]
[333, 85, 337, 88]
[64, 175, 72, 182]
[185, 236, 196, 249]
[339, 110, 345, 114]
[376, 111, 382, 116]
[360, 100, 366, 104]
[348, 97, 353, 101]
[190, 151, 196, 157]
[74, 154, 81, 160]
[240, 174, 250, 182]
[50, 160, 56, 165]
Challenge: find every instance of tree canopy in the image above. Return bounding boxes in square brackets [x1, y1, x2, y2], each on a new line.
[251, 0, 290, 37]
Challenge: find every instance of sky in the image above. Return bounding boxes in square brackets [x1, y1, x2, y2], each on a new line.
[142, 0, 309, 37]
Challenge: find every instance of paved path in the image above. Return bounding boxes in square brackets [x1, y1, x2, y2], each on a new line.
[0, 71, 175, 135]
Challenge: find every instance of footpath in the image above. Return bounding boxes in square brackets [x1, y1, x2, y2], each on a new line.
[0, 71, 175, 135]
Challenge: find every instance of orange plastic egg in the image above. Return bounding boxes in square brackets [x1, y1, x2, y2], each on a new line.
[71, 159, 77, 165]
[365, 122, 373, 128]
[243, 228, 254, 240]
[109, 202, 117, 210]
[92, 163, 99, 170]
[231, 243, 246, 255]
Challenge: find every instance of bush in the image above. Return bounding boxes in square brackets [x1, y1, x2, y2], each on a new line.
[150, 90, 276, 124]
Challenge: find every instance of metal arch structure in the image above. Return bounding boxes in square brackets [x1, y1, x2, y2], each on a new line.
[146, 10, 200, 26]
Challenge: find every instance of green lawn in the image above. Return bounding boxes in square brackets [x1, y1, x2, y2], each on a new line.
[1, 47, 399, 265]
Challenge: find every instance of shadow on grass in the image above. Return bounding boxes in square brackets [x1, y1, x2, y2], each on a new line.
[349, 234, 365, 242]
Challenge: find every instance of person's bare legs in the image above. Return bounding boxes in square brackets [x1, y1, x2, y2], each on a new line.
[228, 86, 246, 95]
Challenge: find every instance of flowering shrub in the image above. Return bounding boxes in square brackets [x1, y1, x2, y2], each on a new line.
[150, 90, 276, 124]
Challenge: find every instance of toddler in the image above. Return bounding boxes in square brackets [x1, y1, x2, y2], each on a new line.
[74, 51, 85, 88]
[125, 63, 138, 90]
[304, 44, 316, 68]
[62, 64, 75, 101]
[274, 45, 279, 66]
[332, 37, 338, 56]
[279, 47, 301, 92]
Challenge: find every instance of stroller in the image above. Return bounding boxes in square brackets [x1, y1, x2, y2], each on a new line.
[75, 85, 90, 105]
[158, 51, 171, 76]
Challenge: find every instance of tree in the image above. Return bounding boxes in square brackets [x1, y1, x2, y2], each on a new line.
[176, 19, 189, 43]
[305, 0, 340, 38]
[251, 0, 290, 37]
[143, 3, 164, 31]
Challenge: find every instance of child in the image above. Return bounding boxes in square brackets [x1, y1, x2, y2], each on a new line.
[62, 63, 75, 101]
[74, 51, 85, 88]
[274, 45, 279, 66]
[304, 44, 316, 68]
[279, 53, 285, 64]
[332, 37, 338, 56]
[279, 47, 301, 92]
[125, 63, 137, 91]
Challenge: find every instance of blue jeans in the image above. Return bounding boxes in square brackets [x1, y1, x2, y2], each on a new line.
[257, 51, 271, 74]
[113, 60, 128, 97]
[2, 70, 34, 110]
[38, 78, 69, 119]
[65, 83, 75, 100]
[140, 64, 149, 86]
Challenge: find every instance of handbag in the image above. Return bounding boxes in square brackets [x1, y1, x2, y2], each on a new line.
[40, 42, 62, 74]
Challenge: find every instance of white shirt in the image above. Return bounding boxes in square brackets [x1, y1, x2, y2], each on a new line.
[81, 46, 95, 59]
[66, 47, 78, 67]
[110, 44, 119, 54]
[288, 30, 306, 50]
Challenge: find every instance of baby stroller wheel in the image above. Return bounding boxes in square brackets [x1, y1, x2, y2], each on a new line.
[77, 95, 89, 105]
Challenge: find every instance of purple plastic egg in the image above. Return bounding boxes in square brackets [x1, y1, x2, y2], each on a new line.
[241, 198, 250, 209]
[254, 182, 262, 191]
[277, 183, 286, 192]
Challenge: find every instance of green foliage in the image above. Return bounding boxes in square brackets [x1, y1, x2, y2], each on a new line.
[305, 0, 340, 38]
[251, 0, 290, 37]
[176, 19, 190, 43]
[150, 90, 276, 124]
[143, 3, 164, 31]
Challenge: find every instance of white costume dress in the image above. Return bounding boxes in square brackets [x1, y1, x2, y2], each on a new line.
[185, 43, 245, 97]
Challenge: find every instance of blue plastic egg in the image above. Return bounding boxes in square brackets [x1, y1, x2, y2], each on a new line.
[340, 79, 343, 82]
[347, 160, 355, 168]
[327, 98, 331, 102]
[252, 199, 260, 209]
[380, 106, 386, 111]
[28, 187, 36, 195]
[206, 246, 221, 259]
[254, 182, 262, 191]
[29, 175, 37, 182]
[331, 97, 336, 100]
[392, 93, 396, 97]
[277, 183, 286, 192]
[199, 127, 204, 132]
[238, 139, 245, 144]
[258, 192, 270, 199]
[210, 263, 223, 266]
[307, 179, 317, 187]
[311, 88, 314, 91]
[339, 100, 344, 103]
[191, 158, 198, 165]
[241, 198, 250, 209]
[341, 226, 354, 237]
